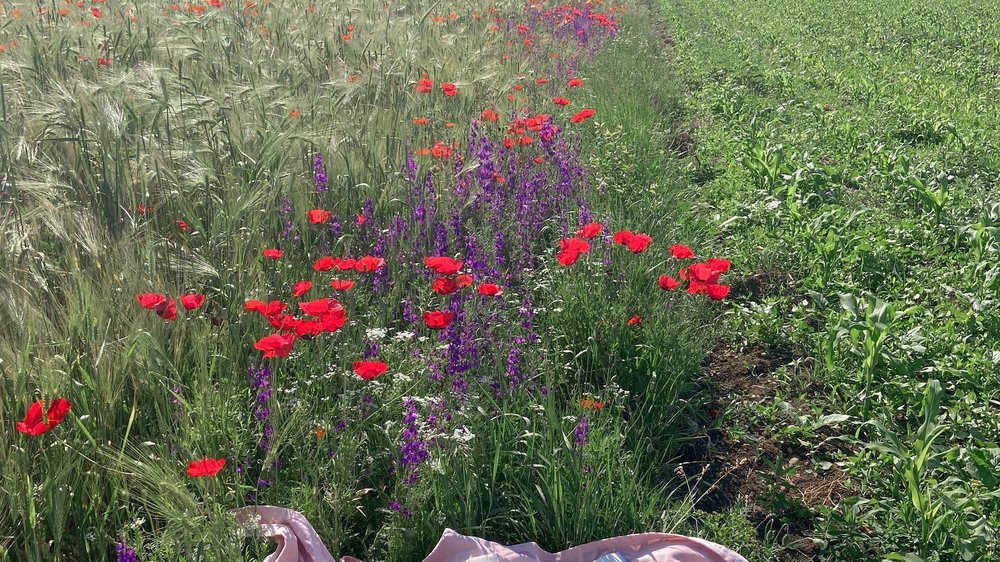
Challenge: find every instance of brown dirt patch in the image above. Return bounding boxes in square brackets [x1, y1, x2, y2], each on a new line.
[673, 345, 855, 559]
[668, 128, 697, 157]
[703, 345, 790, 398]
[729, 269, 796, 301]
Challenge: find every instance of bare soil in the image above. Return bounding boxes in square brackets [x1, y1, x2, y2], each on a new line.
[677, 344, 855, 561]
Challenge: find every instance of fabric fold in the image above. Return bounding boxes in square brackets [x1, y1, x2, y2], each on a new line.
[231, 506, 748, 562]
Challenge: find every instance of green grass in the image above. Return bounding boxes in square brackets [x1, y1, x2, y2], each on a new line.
[656, 0, 1000, 560]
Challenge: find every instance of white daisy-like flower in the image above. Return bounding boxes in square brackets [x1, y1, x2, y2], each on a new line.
[393, 330, 416, 341]
[365, 327, 388, 340]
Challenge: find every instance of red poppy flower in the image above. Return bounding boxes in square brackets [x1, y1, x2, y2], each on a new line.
[478, 283, 502, 296]
[320, 310, 347, 332]
[432, 141, 453, 158]
[689, 263, 720, 284]
[441, 82, 458, 97]
[295, 320, 323, 338]
[424, 256, 463, 275]
[299, 298, 336, 316]
[155, 299, 177, 321]
[136, 293, 167, 309]
[254, 333, 295, 358]
[268, 313, 302, 331]
[414, 117, 428, 125]
[308, 209, 331, 225]
[553, 97, 571, 106]
[627, 315, 643, 326]
[354, 255, 385, 272]
[560, 237, 591, 254]
[356, 214, 367, 225]
[90, 7, 103, 18]
[313, 256, 337, 271]
[455, 274, 473, 288]
[336, 258, 357, 270]
[180, 294, 205, 310]
[687, 281, 708, 295]
[433, 277, 460, 295]
[536, 77, 548, 85]
[613, 230, 634, 245]
[292, 281, 312, 297]
[352, 361, 388, 381]
[670, 244, 695, 260]
[578, 223, 602, 238]
[570, 109, 596, 123]
[558, 250, 581, 266]
[263, 249, 284, 260]
[416, 78, 433, 93]
[568, 78, 584, 87]
[706, 284, 731, 301]
[138, 203, 152, 215]
[330, 279, 355, 291]
[186, 457, 226, 478]
[658, 275, 680, 291]
[481, 108, 499, 122]
[175, 220, 189, 232]
[707, 258, 732, 274]
[17, 398, 72, 436]
[422, 310, 454, 330]
[626, 233, 652, 253]
[245, 300, 286, 317]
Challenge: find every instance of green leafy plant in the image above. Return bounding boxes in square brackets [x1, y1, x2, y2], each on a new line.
[861, 380, 992, 561]
[825, 295, 920, 419]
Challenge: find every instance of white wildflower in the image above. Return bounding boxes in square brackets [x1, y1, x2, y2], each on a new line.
[365, 327, 388, 340]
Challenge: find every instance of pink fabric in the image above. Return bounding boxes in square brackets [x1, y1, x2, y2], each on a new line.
[233, 506, 336, 562]
[233, 506, 748, 562]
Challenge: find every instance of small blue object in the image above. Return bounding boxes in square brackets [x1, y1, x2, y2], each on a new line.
[593, 552, 628, 562]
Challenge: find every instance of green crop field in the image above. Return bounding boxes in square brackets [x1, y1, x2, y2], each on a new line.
[0, 0, 997, 560]
[657, 0, 1000, 560]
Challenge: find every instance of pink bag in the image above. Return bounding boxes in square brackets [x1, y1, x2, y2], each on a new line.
[232, 506, 748, 562]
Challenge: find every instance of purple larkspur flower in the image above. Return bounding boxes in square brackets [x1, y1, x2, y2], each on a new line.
[573, 415, 589, 450]
[314, 153, 329, 193]
[280, 196, 294, 240]
[116, 543, 139, 562]
[328, 213, 342, 238]
[505, 336, 526, 391]
[247, 363, 274, 453]
[432, 221, 449, 256]
[399, 399, 430, 484]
